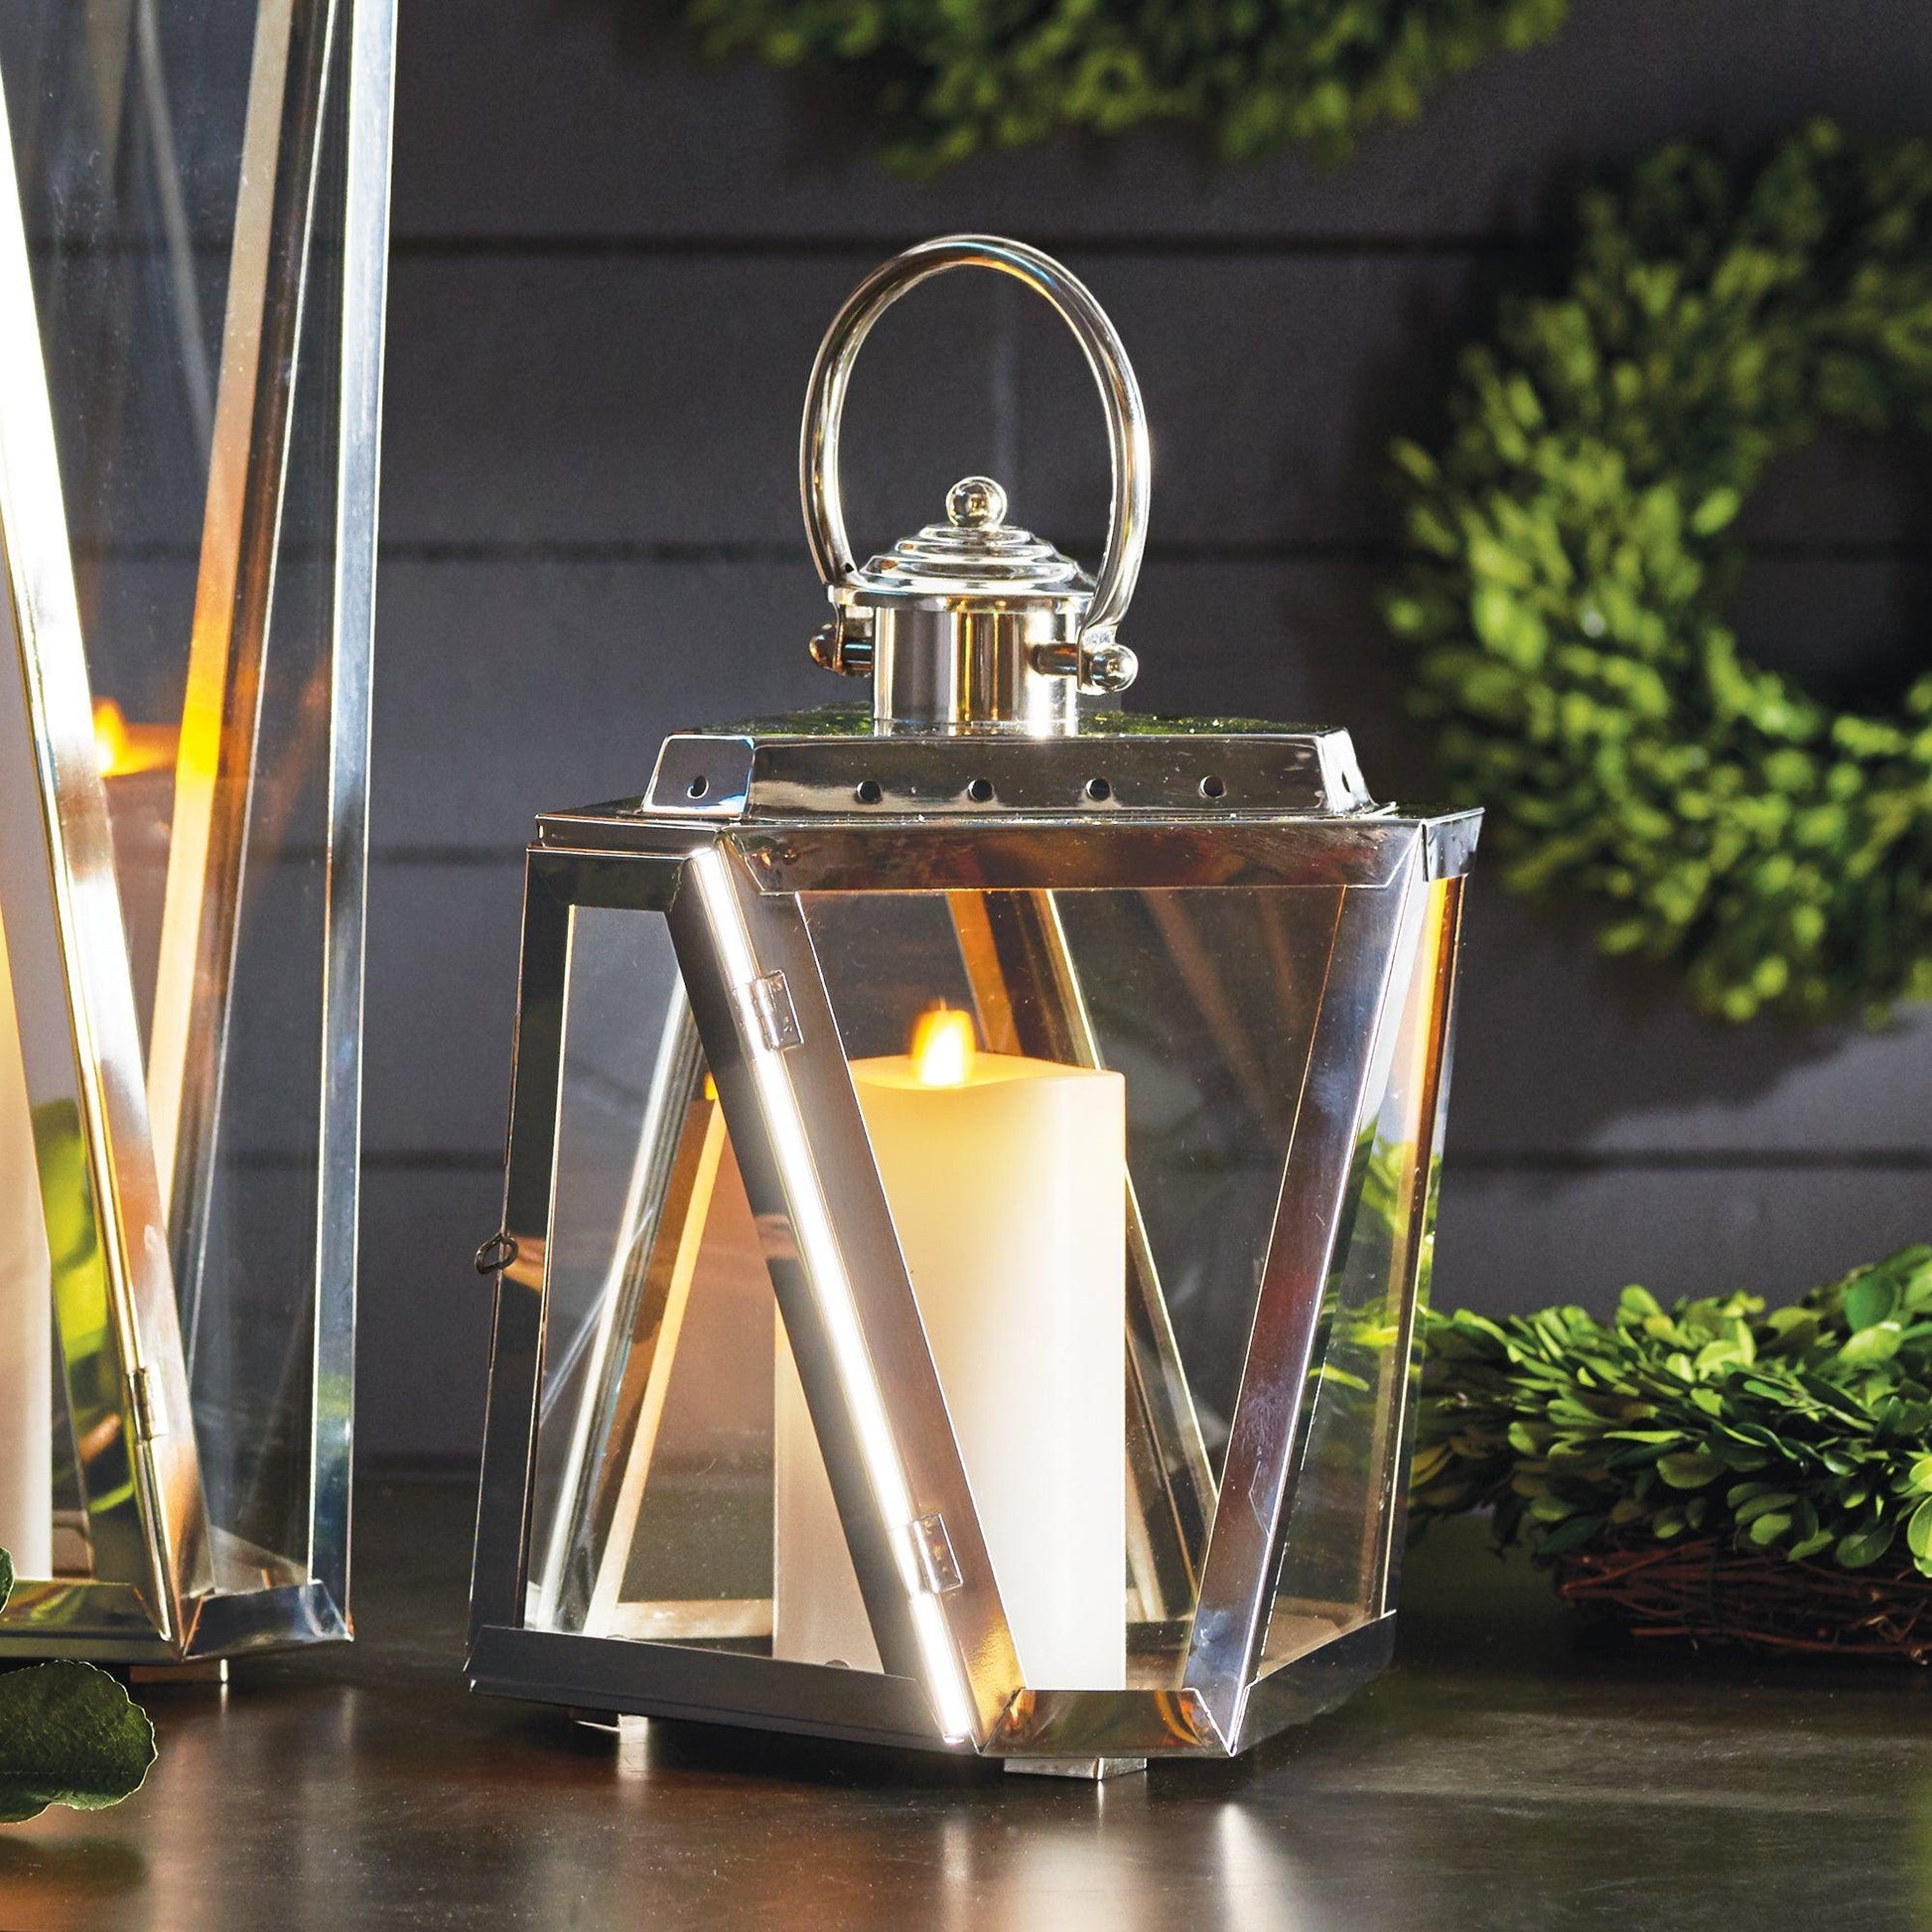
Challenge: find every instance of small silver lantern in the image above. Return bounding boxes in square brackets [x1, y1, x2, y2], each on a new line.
[470, 237, 1478, 1773]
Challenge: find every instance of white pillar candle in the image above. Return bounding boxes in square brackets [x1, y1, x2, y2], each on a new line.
[774, 1008, 1126, 1689]
[0, 906, 52, 1579]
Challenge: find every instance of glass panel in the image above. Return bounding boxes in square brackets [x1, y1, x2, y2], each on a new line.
[177, 10, 347, 1586]
[523, 875, 1456, 1698]
[0, 899, 62, 1584]
[795, 886, 1342, 1691]
[1262, 874, 1458, 1669]
[0, 739, 135, 1589]
[525, 906, 784, 1654]
[3, 1, 253, 1043]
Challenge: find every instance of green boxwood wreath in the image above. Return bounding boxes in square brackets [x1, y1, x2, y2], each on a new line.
[683, 0, 1573, 172]
[1385, 121, 1932, 1023]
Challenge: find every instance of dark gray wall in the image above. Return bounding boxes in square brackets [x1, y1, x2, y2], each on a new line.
[359, 0, 1932, 1460]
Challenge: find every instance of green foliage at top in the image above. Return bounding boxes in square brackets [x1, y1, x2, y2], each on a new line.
[685, 0, 1573, 172]
[0, 1548, 155, 1823]
[1412, 1246, 1932, 1578]
[1385, 122, 1932, 1022]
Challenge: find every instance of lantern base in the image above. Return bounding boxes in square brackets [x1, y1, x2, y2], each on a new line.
[1004, 1756, 1147, 1781]
[467, 1614, 1399, 1766]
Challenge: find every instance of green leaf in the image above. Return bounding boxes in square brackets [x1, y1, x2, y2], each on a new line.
[0, 1663, 155, 1823]
[1537, 1512, 1606, 1557]
[0, 1548, 10, 1616]
[1657, 1449, 1723, 1489]
[1838, 1322, 1902, 1367]
[1908, 1496, 1932, 1567]
[1689, 485, 1742, 535]
[1844, 1275, 1900, 1332]
[1836, 1523, 1897, 1571]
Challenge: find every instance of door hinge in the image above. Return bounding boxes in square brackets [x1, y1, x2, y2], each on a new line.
[131, 1365, 167, 1442]
[903, 1511, 963, 1595]
[738, 969, 803, 1053]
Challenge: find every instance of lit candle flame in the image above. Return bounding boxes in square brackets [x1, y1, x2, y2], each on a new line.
[909, 1006, 976, 1088]
[91, 699, 178, 778]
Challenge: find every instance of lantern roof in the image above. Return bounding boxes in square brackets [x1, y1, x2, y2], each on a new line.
[849, 477, 1092, 613]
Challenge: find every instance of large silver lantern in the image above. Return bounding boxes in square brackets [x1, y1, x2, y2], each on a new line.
[0, 0, 393, 1664]
[470, 237, 1478, 1773]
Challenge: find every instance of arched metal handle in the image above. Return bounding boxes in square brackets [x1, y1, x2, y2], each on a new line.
[800, 235, 1150, 655]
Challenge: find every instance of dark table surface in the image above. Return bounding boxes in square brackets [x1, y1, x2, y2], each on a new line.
[1, 1475, 1927, 1931]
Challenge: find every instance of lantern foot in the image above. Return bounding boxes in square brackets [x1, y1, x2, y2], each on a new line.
[1003, 1755, 1147, 1781]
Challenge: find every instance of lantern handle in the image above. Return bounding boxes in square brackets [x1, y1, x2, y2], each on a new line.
[800, 235, 1150, 670]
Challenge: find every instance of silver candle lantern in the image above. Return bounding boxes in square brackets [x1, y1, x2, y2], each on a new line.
[469, 236, 1478, 1773]
[0, 0, 392, 1664]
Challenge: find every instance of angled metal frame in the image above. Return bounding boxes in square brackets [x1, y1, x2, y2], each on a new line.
[1370, 875, 1465, 1620]
[472, 788, 1473, 1762]
[305, 0, 394, 1651]
[1180, 843, 1421, 1743]
[670, 840, 1022, 1743]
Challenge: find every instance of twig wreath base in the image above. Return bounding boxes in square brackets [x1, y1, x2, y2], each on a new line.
[1551, 1532, 1932, 1664]
[1387, 122, 1932, 1023]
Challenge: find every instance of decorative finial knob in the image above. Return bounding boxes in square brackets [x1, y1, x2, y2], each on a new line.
[946, 476, 1007, 529]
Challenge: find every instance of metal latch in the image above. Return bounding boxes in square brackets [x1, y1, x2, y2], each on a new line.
[475, 1230, 520, 1276]
[738, 970, 803, 1053]
[903, 1511, 963, 1595]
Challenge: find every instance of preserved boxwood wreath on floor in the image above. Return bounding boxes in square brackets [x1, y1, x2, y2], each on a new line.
[1385, 122, 1932, 1023]
[684, 0, 1573, 171]
[1412, 1245, 1932, 1661]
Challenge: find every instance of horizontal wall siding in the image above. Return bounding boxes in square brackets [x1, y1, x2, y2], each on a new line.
[358, 0, 1932, 1459]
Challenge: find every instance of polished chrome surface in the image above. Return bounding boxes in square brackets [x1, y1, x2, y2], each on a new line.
[800, 237, 1149, 731]
[312, 0, 396, 1626]
[644, 715, 1377, 820]
[1181, 850, 1420, 1744]
[470, 1622, 959, 1756]
[0, 60, 205, 1651]
[0, 0, 393, 1660]
[1231, 1614, 1397, 1753]
[471, 789, 1475, 1763]
[670, 845, 1025, 1742]
[837, 478, 1096, 734]
[731, 817, 1441, 895]
[474, 235, 1475, 1762]
[856, 478, 1086, 602]
[1374, 880, 1465, 1619]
